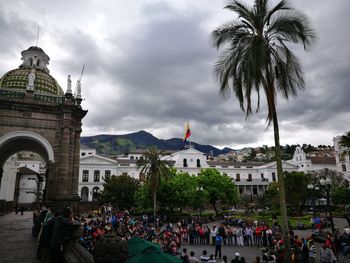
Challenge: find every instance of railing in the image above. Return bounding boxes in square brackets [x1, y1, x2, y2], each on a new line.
[0, 88, 26, 99]
[0, 88, 65, 104]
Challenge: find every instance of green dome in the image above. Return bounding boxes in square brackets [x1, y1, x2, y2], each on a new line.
[0, 68, 64, 96]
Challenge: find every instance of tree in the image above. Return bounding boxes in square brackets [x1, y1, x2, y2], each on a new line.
[332, 187, 350, 211]
[137, 145, 170, 220]
[100, 174, 140, 210]
[158, 170, 197, 212]
[211, 0, 315, 252]
[339, 130, 350, 156]
[284, 171, 309, 215]
[197, 168, 240, 215]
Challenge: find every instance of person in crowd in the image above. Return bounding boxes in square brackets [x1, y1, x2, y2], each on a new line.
[215, 233, 223, 259]
[189, 251, 200, 263]
[40, 209, 61, 262]
[50, 207, 74, 263]
[208, 254, 217, 263]
[221, 255, 228, 263]
[180, 247, 190, 263]
[211, 225, 217, 246]
[319, 243, 332, 263]
[231, 252, 241, 263]
[201, 250, 210, 263]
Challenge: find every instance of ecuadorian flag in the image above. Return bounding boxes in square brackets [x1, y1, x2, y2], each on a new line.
[183, 122, 191, 142]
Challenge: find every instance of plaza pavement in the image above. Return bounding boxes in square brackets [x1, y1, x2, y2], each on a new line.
[0, 212, 348, 263]
[0, 211, 40, 263]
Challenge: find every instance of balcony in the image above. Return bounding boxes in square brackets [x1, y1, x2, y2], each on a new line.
[235, 179, 270, 186]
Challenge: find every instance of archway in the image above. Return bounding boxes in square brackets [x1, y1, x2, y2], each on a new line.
[0, 132, 54, 210]
[0, 46, 87, 213]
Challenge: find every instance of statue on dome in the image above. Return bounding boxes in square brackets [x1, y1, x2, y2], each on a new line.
[26, 69, 36, 91]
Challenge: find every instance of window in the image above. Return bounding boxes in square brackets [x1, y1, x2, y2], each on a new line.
[342, 164, 347, 172]
[81, 187, 89, 201]
[221, 165, 228, 168]
[248, 174, 252, 181]
[239, 187, 243, 194]
[82, 170, 89, 182]
[236, 174, 240, 182]
[261, 173, 264, 179]
[253, 187, 258, 195]
[105, 170, 111, 179]
[183, 158, 188, 167]
[272, 172, 276, 182]
[130, 156, 134, 160]
[197, 159, 201, 168]
[122, 172, 128, 176]
[339, 154, 345, 162]
[94, 170, 100, 182]
[81, 152, 86, 156]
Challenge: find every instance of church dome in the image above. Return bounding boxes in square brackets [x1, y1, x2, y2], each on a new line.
[0, 46, 64, 96]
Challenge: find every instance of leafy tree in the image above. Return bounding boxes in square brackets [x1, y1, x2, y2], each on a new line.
[308, 168, 346, 188]
[100, 174, 140, 210]
[211, 0, 315, 251]
[134, 184, 153, 212]
[258, 182, 280, 212]
[158, 170, 197, 212]
[332, 187, 350, 211]
[137, 145, 171, 219]
[284, 171, 309, 215]
[197, 168, 240, 215]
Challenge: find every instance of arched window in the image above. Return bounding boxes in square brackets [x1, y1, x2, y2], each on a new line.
[197, 159, 201, 168]
[183, 158, 188, 167]
[81, 187, 89, 201]
[130, 156, 134, 160]
[92, 187, 100, 202]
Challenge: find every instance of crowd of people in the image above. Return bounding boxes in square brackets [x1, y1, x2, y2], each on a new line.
[30, 204, 350, 263]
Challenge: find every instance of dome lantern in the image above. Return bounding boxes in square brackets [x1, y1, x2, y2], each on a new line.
[19, 46, 50, 74]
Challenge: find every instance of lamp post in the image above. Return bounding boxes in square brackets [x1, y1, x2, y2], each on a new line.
[307, 183, 319, 219]
[320, 178, 335, 233]
[196, 186, 204, 218]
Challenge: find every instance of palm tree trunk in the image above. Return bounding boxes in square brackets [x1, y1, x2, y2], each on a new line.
[153, 191, 157, 221]
[272, 109, 291, 258]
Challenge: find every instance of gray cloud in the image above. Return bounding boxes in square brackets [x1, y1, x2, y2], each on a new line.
[0, 0, 349, 148]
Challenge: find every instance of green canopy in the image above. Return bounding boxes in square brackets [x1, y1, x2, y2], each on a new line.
[127, 237, 181, 263]
[127, 236, 161, 257]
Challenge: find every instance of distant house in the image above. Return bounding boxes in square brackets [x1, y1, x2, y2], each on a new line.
[287, 146, 336, 172]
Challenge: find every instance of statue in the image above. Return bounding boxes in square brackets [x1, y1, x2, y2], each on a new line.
[76, 80, 82, 99]
[66, 75, 72, 94]
[26, 69, 36, 91]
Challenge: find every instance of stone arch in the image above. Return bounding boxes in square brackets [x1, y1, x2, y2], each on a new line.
[0, 131, 55, 167]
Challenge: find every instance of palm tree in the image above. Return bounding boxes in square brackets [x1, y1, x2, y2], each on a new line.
[137, 145, 170, 220]
[211, 0, 315, 254]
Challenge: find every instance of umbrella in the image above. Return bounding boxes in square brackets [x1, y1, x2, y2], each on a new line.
[127, 237, 181, 263]
[127, 236, 161, 257]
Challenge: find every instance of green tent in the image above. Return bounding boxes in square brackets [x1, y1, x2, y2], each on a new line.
[127, 237, 181, 263]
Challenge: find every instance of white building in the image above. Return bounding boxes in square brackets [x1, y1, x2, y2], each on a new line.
[0, 154, 44, 205]
[78, 146, 300, 200]
[333, 136, 350, 181]
[287, 146, 336, 172]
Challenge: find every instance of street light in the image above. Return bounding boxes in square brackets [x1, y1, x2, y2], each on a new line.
[307, 183, 319, 219]
[196, 186, 204, 218]
[319, 178, 335, 233]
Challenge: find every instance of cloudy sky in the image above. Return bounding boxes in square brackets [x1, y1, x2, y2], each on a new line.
[0, 0, 349, 149]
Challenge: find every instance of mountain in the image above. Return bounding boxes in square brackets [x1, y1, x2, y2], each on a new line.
[80, 130, 233, 156]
